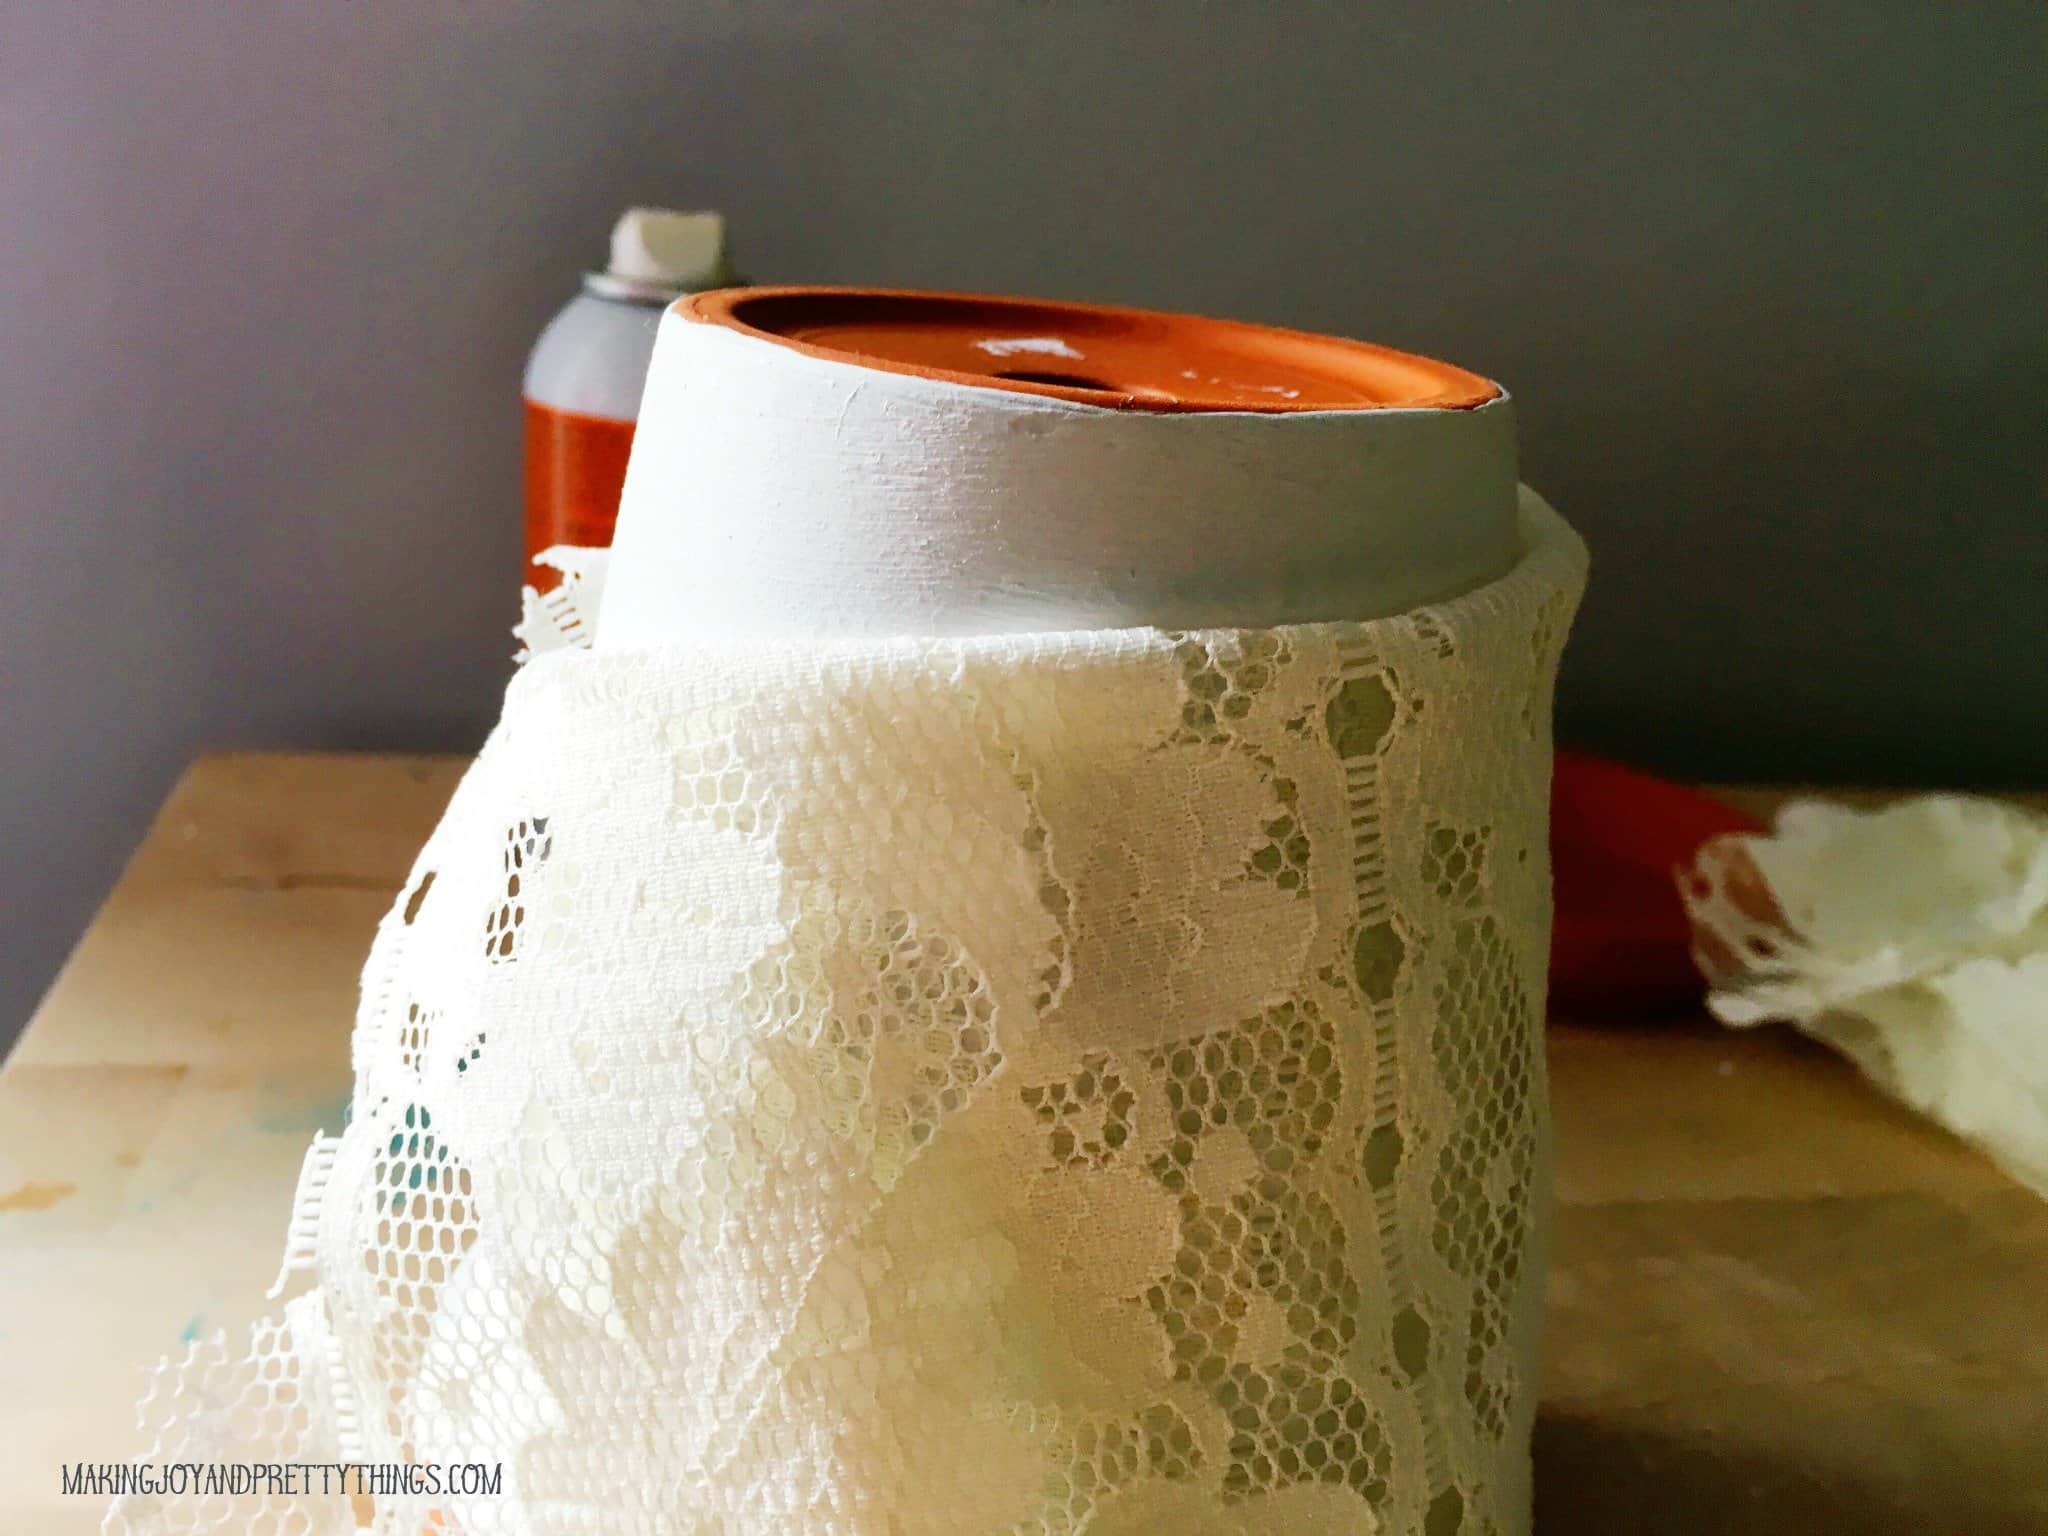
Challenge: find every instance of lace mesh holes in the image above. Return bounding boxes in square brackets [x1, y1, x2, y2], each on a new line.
[239, 1316, 306, 1454]
[1133, 1403, 1203, 1481]
[483, 818, 552, 962]
[516, 1123, 621, 1328]
[736, 937, 823, 1040]
[1331, 640, 1410, 1252]
[792, 908, 1005, 1187]
[367, 1105, 478, 1448]
[1021, 1052, 1135, 1169]
[1352, 918, 1429, 1388]
[1352, 917, 1408, 1006]
[1218, 1357, 1388, 1505]
[112, 503, 1587, 1531]
[1168, 632, 1292, 747]
[118, 1318, 325, 1535]
[1012, 767, 1073, 1012]
[1422, 825, 1490, 908]
[1246, 776, 1311, 896]
[869, 912, 1003, 1159]
[1428, 917, 1537, 1441]
[1523, 589, 1575, 737]
[398, 1002, 436, 1077]
[1427, 1486, 1469, 1536]
[417, 1238, 545, 1460]
[1165, 636, 1314, 900]
[1138, 1003, 1390, 1509]
[239, 1319, 317, 1534]
[1033, 1403, 1206, 1528]
[1149, 1001, 1340, 1193]
[1325, 673, 1399, 760]
[1411, 611, 1457, 660]
[673, 735, 773, 837]
[1151, 1176, 1366, 1389]
[400, 869, 436, 925]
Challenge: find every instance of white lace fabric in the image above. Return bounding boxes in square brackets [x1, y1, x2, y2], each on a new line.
[111, 492, 1584, 1536]
[1685, 794, 2048, 1196]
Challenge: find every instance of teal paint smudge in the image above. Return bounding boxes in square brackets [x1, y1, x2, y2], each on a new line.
[179, 1314, 205, 1343]
[257, 1092, 352, 1136]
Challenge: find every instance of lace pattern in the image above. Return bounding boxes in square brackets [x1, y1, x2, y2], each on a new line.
[111, 492, 1584, 1536]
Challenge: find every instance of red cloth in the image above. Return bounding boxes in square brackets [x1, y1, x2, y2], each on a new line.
[1549, 752, 1762, 1013]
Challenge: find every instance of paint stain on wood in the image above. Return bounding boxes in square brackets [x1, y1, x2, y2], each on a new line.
[257, 1092, 352, 1135]
[0, 1180, 77, 1212]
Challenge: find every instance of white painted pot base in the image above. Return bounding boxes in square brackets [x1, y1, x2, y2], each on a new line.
[597, 314, 1519, 645]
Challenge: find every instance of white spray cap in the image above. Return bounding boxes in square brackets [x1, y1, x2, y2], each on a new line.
[607, 208, 729, 290]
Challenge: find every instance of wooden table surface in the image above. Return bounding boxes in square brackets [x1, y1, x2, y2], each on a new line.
[4, 753, 2044, 1533]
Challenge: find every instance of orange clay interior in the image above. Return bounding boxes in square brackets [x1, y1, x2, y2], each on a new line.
[678, 287, 1500, 414]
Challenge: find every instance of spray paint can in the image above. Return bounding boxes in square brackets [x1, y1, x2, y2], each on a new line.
[522, 208, 732, 590]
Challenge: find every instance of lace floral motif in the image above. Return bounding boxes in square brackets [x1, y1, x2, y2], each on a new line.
[112, 494, 1583, 1536]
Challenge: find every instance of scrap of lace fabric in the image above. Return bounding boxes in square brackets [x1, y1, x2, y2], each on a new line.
[110, 492, 1584, 1536]
[1685, 794, 2048, 1196]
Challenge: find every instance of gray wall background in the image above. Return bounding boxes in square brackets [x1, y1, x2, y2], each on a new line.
[3, 2, 2043, 1044]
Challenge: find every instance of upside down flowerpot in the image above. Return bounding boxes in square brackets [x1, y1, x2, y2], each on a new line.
[114, 291, 1584, 1536]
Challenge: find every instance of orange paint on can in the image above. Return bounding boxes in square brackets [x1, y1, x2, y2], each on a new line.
[523, 401, 638, 588]
[522, 209, 734, 593]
